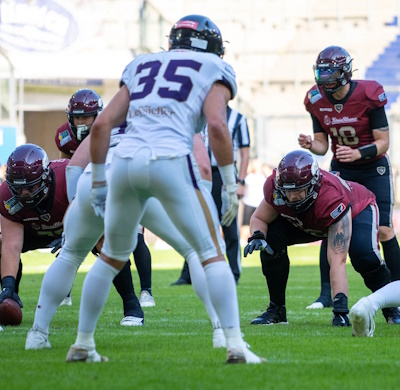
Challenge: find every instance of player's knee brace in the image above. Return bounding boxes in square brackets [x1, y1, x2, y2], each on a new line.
[361, 264, 391, 292]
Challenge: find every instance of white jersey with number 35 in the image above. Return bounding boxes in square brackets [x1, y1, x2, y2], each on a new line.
[115, 49, 237, 160]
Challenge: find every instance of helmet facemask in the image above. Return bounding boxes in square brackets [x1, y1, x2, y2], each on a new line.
[314, 46, 353, 95]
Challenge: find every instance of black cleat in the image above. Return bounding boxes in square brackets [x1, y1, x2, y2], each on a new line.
[382, 307, 400, 324]
[332, 313, 351, 326]
[251, 302, 288, 325]
[170, 278, 191, 286]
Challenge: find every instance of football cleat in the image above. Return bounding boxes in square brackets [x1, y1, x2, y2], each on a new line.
[120, 315, 144, 327]
[226, 342, 266, 364]
[349, 297, 375, 337]
[382, 306, 400, 324]
[59, 296, 72, 307]
[251, 302, 288, 325]
[306, 295, 333, 309]
[66, 345, 108, 363]
[25, 325, 51, 350]
[332, 313, 351, 327]
[212, 328, 226, 348]
[139, 290, 155, 307]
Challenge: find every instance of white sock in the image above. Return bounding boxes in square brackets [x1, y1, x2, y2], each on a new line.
[203, 261, 240, 333]
[34, 256, 78, 333]
[186, 252, 221, 329]
[75, 258, 119, 349]
[368, 281, 400, 312]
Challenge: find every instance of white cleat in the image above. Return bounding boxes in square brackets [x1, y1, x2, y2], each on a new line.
[120, 316, 144, 327]
[0, 325, 3, 332]
[226, 342, 266, 364]
[25, 326, 51, 350]
[212, 328, 226, 348]
[66, 345, 108, 363]
[349, 297, 376, 337]
[59, 296, 72, 307]
[139, 290, 155, 307]
[306, 302, 324, 310]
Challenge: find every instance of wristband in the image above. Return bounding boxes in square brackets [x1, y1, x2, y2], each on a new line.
[91, 163, 106, 183]
[1, 275, 16, 290]
[218, 164, 236, 188]
[358, 144, 377, 159]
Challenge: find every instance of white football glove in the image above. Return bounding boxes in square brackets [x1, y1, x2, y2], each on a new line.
[221, 183, 239, 226]
[90, 183, 108, 218]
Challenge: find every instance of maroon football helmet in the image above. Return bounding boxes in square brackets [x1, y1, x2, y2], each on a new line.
[6, 144, 51, 208]
[66, 89, 103, 143]
[275, 150, 321, 214]
[169, 14, 225, 57]
[313, 46, 353, 94]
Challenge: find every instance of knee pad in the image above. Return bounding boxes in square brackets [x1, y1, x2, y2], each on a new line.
[361, 264, 391, 292]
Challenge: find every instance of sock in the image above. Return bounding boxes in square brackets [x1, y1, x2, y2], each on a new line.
[133, 233, 152, 290]
[203, 261, 240, 330]
[34, 256, 78, 333]
[186, 252, 221, 329]
[76, 259, 119, 348]
[367, 280, 400, 313]
[382, 237, 400, 280]
[319, 239, 331, 294]
[112, 260, 140, 315]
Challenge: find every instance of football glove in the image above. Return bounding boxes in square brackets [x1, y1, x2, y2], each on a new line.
[221, 183, 239, 227]
[244, 230, 274, 257]
[0, 288, 23, 308]
[47, 235, 64, 255]
[90, 183, 108, 218]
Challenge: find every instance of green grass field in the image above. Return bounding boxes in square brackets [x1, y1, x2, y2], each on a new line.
[1, 244, 399, 390]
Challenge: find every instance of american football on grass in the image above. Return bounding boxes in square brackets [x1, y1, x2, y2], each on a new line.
[0, 298, 23, 326]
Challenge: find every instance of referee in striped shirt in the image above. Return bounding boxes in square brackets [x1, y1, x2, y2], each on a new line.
[172, 105, 250, 284]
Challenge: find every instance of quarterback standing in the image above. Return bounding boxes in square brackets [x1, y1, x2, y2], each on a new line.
[298, 46, 400, 324]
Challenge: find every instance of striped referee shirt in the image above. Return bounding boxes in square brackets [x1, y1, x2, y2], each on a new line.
[202, 106, 250, 167]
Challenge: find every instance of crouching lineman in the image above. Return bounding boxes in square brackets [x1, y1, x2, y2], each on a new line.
[244, 150, 397, 327]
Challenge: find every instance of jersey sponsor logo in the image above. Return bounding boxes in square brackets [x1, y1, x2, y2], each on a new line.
[308, 90, 322, 104]
[59, 130, 72, 146]
[23, 217, 39, 221]
[3, 196, 22, 215]
[377, 166, 386, 175]
[319, 107, 332, 112]
[331, 116, 357, 125]
[334, 104, 343, 113]
[324, 115, 331, 125]
[330, 203, 346, 219]
[378, 92, 387, 102]
[130, 105, 175, 118]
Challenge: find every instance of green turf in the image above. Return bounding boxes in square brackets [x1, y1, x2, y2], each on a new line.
[1, 244, 399, 390]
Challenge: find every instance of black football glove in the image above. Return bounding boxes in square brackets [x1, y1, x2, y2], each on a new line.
[0, 276, 23, 308]
[47, 235, 64, 255]
[244, 230, 274, 257]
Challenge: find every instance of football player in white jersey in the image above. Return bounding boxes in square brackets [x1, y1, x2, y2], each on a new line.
[25, 129, 227, 350]
[66, 14, 264, 364]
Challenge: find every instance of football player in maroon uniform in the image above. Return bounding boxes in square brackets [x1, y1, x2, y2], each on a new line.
[0, 144, 69, 309]
[298, 46, 400, 324]
[244, 150, 396, 326]
[55, 89, 154, 308]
